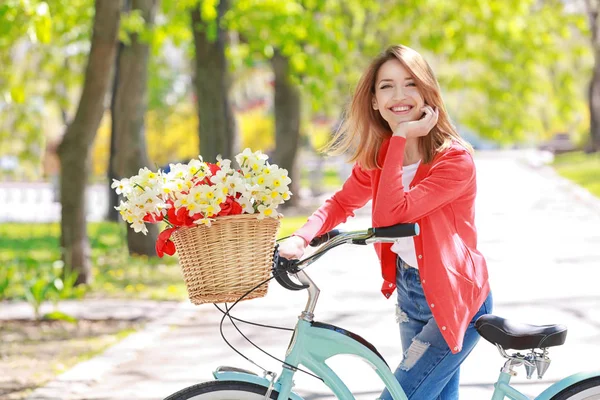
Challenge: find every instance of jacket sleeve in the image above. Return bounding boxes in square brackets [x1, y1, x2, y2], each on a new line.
[372, 136, 475, 227]
[293, 163, 372, 245]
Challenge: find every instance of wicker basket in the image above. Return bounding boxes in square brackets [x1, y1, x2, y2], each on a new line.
[171, 214, 280, 304]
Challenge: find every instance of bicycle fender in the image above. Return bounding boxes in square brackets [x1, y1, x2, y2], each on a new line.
[534, 371, 600, 400]
[213, 369, 305, 400]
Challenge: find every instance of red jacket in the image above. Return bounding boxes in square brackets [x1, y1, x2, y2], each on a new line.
[294, 136, 490, 353]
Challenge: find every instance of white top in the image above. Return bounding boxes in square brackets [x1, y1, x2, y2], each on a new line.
[390, 160, 421, 268]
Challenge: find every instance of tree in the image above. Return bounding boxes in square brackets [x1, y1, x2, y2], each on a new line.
[112, 0, 160, 256]
[370, 0, 588, 144]
[584, 0, 600, 150]
[190, 0, 237, 162]
[57, 0, 122, 284]
[107, 2, 129, 223]
[0, 0, 95, 180]
[226, 0, 369, 205]
[271, 51, 301, 206]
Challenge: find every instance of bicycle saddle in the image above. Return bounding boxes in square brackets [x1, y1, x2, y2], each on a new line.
[475, 314, 568, 350]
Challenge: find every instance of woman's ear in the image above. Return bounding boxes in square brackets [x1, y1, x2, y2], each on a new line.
[372, 98, 379, 110]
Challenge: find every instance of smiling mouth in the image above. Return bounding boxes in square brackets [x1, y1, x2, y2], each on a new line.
[390, 105, 413, 114]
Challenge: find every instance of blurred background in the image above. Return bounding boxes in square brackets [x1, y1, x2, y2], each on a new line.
[1, 0, 600, 399]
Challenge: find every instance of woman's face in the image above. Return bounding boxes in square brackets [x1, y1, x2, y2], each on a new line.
[372, 59, 425, 130]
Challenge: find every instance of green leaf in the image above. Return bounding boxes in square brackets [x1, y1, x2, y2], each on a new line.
[43, 310, 78, 323]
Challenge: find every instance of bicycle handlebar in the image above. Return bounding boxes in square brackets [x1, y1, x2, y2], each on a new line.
[309, 223, 419, 247]
[370, 223, 420, 239]
[273, 223, 420, 291]
[309, 229, 341, 247]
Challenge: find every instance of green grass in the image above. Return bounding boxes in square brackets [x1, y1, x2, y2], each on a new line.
[0, 216, 308, 302]
[552, 151, 600, 198]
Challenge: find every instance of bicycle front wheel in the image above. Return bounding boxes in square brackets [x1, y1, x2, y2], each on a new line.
[164, 380, 292, 400]
[550, 377, 600, 400]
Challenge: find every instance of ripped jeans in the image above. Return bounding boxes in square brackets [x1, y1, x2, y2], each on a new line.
[379, 258, 493, 400]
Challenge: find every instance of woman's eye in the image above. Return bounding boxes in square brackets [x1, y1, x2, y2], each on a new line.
[380, 84, 392, 89]
[406, 82, 416, 87]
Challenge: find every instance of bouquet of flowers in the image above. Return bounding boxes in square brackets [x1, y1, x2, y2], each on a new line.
[111, 149, 292, 258]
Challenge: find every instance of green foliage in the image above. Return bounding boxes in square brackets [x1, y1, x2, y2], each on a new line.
[53, 262, 87, 300]
[119, 9, 146, 45]
[225, 0, 372, 115]
[23, 276, 55, 319]
[1, 0, 94, 179]
[43, 310, 78, 323]
[0, 266, 15, 300]
[1, 0, 597, 181]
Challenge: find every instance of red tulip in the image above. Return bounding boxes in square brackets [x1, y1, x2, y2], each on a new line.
[156, 227, 177, 257]
[218, 196, 243, 216]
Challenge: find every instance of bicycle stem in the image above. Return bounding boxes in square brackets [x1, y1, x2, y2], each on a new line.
[289, 231, 398, 323]
[294, 270, 320, 322]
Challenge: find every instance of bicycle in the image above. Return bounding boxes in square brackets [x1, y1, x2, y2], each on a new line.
[164, 223, 600, 400]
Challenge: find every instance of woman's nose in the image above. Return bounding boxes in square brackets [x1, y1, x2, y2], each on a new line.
[392, 86, 407, 101]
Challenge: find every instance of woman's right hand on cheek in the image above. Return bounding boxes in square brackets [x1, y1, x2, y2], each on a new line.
[277, 236, 308, 260]
[393, 105, 438, 138]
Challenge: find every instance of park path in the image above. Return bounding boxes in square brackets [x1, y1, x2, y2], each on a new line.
[26, 150, 600, 400]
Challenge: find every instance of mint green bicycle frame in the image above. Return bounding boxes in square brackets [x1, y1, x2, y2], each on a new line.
[211, 231, 600, 399]
[214, 313, 600, 400]
[215, 316, 409, 399]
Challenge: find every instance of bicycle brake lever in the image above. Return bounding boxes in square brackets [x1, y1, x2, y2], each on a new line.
[272, 247, 309, 291]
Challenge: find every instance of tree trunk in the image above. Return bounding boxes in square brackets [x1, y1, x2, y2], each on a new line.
[107, 40, 125, 222]
[271, 51, 301, 207]
[586, 0, 600, 152]
[590, 50, 600, 152]
[190, 0, 236, 162]
[57, 0, 122, 285]
[112, 0, 159, 256]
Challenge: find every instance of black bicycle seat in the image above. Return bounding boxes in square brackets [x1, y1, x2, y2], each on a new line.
[475, 314, 568, 350]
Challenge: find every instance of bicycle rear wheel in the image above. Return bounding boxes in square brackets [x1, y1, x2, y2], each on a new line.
[550, 377, 600, 400]
[164, 380, 292, 400]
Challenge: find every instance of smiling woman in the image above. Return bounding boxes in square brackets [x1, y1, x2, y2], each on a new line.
[277, 44, 491, 400]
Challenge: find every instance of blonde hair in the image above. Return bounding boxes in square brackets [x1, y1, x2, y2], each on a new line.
[325, 45, 472, 169]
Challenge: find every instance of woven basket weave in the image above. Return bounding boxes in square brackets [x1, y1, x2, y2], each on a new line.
[171, 214, 280, 304]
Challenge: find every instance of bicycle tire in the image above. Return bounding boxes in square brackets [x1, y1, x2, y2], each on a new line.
[549, 376, 600, 400]
[163, 380, 293, 400]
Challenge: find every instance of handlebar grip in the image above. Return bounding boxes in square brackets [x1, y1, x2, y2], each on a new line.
[309, 229, 341, 247]
[371, 223, 420, 238]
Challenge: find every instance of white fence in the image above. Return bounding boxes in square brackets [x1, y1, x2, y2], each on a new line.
[0, 182, 109, 223]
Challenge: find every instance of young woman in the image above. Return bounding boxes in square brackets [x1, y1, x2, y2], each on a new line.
[277, 44, 493, 399]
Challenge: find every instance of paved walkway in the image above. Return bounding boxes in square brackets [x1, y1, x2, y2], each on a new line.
[19, 150, 600, 400]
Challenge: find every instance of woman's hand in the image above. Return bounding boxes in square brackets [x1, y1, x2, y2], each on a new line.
[277, 235, 307, 260]
[392, 105, 438, 138]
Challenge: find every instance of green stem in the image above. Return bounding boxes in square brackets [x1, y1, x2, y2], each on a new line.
[163, 216, 174, 228]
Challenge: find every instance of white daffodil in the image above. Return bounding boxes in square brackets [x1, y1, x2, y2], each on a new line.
[131, 220, 148, 235]
[161, 179, 179, 198]
[111, 178, 131, 195]
[235, 148, 255, 169]
[237, 196, 254, 214]
[194, 184, 216, 201]
[167, 163, 189, 180]
[225, 173, 245, 194]
[216, 154, 232, 171]
[188, 159, 203, 174]
[210, 169, 230, 186]
[257, 204, 278, 219]
[200, 201, 221, 218]
[194, 217, 214, 227]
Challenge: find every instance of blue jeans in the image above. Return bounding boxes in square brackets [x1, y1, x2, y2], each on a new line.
[379, 258, 493, 400]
